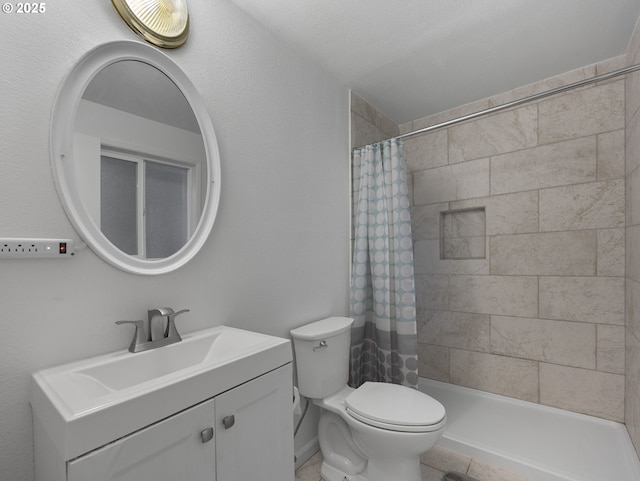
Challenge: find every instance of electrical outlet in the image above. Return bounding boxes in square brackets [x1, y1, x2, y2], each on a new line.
[0, 238, 75, 258]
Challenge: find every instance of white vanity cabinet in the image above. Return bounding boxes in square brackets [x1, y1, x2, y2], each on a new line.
[30, 326, 295, 481]
[67, 397, 217, 481]
[42, 365, 293, 481]
[215, 364, 293, 480]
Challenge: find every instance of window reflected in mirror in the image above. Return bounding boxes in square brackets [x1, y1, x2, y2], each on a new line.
[101, 155, 138, 255]
[100, 152, 190, 258]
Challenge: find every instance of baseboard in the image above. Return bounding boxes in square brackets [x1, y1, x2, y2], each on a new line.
[294, 436, 320, 470]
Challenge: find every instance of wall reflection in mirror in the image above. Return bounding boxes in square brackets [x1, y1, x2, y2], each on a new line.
[73, 60, 206, 259]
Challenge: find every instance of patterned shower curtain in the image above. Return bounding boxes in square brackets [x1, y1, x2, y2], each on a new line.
[349, 139, 419, 389]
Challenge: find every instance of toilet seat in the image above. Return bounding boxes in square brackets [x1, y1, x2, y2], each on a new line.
[345, 382, 446, 433]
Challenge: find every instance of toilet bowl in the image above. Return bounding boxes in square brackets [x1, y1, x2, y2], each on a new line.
[290, 317, 446, 481]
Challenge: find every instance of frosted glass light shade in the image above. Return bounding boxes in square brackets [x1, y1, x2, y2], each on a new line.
[111, 0, 189, 48]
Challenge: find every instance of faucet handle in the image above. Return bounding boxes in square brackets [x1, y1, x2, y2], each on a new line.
[116, 320, 146, 353]
[165, 309, 190, 341]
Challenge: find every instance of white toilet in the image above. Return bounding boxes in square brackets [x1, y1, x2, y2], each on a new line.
[291, 317, 446, 481]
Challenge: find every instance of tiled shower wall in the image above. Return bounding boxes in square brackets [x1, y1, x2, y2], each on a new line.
[401, 57, 627, 422]
[626, 19, 640, 457]
[351, 56, 630, 423]
[350, 92, 399, 148]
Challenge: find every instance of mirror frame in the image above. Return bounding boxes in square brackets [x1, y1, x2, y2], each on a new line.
[50, 41, 221, 275]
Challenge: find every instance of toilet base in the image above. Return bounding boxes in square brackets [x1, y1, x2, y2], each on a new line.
[319, 456, 422, 481]
[320, 461, 366, 481]
[366, 456, 422, 481]
[317, 408, 432, 481]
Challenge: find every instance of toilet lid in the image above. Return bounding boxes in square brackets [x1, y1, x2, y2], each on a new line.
[345, 382, 445, 432]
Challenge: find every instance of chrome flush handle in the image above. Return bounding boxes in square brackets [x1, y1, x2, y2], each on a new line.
[313, 340, 328, 351]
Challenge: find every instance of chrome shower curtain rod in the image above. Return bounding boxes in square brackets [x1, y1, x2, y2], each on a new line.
[388, 62, 640, 143]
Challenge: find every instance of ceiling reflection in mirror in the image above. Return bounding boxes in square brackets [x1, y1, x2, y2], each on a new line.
[73, 60, 206, 259]
[82, 60, 200, 133]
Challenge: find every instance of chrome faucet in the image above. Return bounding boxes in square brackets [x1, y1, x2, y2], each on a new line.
[116, 307, 190, 353]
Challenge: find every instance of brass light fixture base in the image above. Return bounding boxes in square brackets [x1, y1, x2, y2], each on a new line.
[111, 0, 189, 49]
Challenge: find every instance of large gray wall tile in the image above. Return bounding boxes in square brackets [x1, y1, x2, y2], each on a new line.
[627, 166, 640, 226]
[417, 343, 449, 382]
[412, 203, 449, 241]
[452, 191, 539, 235]
[539, 81, 624, 144]
[449, 275, 538, 317]
[414, 239, 490, 275]
[627, 278, 640, 341]
[404, 130, 448, 173]
[415, 275, 449, 312]
[490, 231, 596, 276]
[414, 158, 490, 205]
[420, 310, 491, 352]
[597, 130, 625, 180]
[627, 332, 640, 404]
[352, 113, 389, 149]
[597, 325, 625, 374]
[449, 105, 538, 163]
[627, 225, 640, 283]
[626, 109, 640, 175]
[351, 92, 398, 139]
[540, 363, 624, 421]
[490, 137, 597, 195]
[491, 316, 596, 369]
[539, 180, 625, 231]
[539, 276, 625, 325]
[450, 349, 539, 402]
[597, 228, 625, 277]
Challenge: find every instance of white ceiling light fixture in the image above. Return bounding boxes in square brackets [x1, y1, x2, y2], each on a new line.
[111, 0, 190, 49]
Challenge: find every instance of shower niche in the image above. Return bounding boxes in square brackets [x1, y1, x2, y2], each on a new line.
[440, 207, 486, 260]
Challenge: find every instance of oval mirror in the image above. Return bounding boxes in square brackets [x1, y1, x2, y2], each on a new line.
[51, 41, 221, 275]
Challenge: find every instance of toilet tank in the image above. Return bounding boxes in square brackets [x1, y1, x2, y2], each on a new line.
[290, 317, 354, 399]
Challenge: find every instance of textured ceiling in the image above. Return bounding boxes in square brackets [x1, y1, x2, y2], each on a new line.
[228, 0, 640, 124]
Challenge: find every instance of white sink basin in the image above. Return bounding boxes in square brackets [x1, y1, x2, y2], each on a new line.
[30, 326, 292, 460]
[74, 327, 272, 392]
[75, 332, 221, 392]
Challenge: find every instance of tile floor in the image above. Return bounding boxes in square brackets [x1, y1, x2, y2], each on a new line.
[295, 445, 534, 481]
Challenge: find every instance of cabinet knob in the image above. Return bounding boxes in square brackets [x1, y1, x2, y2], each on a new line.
[222, 415, 235, 429]
[200, 427, 214, 443]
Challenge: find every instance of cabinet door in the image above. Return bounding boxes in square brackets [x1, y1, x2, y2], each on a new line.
[68, 398, 216, 481]
[215, 364, 294, 481]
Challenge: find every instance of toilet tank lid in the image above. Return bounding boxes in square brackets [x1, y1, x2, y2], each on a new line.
[290, 317, 354, 340]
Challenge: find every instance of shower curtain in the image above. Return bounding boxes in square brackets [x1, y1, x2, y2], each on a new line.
[349, 139, 419, 389]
